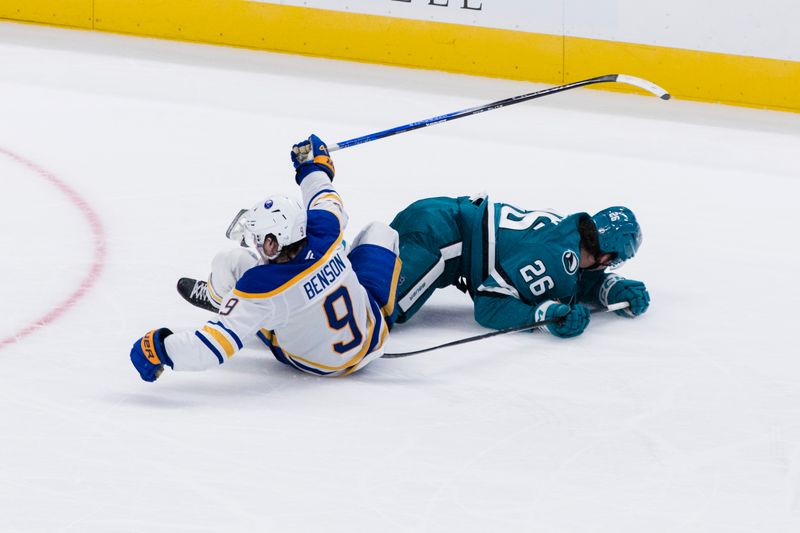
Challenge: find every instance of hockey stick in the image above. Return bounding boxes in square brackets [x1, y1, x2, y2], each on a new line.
[175, 277, 632, 359]
[328, 74, 669, 152]
[382, 302, 630, 358]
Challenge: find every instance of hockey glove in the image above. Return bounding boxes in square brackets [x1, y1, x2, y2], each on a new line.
[291, 134, 335, 184]
[533, 301, 590, 338]
[130, 328, 174, 382]
[599, 274, 650, 317]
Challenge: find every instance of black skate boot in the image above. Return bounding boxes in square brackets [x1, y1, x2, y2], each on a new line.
[177, 278, 219, 312]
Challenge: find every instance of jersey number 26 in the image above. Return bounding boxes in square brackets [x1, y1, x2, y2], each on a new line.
[520, 260, 554, 297]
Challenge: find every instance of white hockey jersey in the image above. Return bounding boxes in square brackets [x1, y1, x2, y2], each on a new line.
[164, 172, 392, 376]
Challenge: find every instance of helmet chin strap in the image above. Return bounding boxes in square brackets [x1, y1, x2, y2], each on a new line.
[261, 248, 281, 262]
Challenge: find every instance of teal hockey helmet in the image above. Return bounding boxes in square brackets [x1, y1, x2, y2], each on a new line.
[591, 206, 642, 269]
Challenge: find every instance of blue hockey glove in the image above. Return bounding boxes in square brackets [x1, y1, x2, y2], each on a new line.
[291, 134, 335, 183]
[533, 301, 590, 338]
[130, 328, 174, 382]
[599, 274, 650, 317]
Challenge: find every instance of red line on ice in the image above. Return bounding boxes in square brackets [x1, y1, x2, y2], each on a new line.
[0, 147, 107, 349]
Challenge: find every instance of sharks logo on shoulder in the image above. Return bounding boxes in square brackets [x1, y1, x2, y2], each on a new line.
[562, 250, 579, 275]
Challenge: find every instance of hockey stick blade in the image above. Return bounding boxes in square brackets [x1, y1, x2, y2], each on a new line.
[328, 74, 670, 151]
[382, 302, 630, 358]
[614, 74, 670, 100]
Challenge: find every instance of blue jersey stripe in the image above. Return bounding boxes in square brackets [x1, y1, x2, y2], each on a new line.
[366, 296, 384, 354]
[256, 330, 271, 346]
[257, 330, 334, 376]
[210, 320, 243, 349]
[195, 330, 224, 364]
[306, 188, 339, 210]
[257, 330, 291, 367]
[287, 358, 335, 376]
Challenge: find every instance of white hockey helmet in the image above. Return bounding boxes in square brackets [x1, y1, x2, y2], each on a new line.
[226, 195, 307, 260]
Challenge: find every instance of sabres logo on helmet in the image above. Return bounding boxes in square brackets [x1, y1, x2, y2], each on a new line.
[225, 195, 307, 261]
[562, 250, 579, 275]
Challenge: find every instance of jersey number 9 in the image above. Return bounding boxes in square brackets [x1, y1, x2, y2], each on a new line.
[323, 286, 364, 354]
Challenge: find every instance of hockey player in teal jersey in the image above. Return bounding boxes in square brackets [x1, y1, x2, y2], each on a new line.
[390, 195, 649, 338]
[129, 135, 402, 382]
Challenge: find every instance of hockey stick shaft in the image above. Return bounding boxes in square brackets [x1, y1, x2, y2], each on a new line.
[328, 74, 669, 152]
[382, 302, 630, 358]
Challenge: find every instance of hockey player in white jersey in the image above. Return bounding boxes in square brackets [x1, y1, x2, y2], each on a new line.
[130, 134, 402, 380]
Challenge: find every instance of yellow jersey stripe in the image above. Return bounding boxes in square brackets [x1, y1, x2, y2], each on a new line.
[343, 312, 390, 376]
[310, 192, 342, 207]
[206, 277, 223, 304]
[310, 193, 344, 223]
[381, 256, 403, 318]
[260, 328, 277, 344]
[202, 325, 235, 357]
[232, 234, 343, 299]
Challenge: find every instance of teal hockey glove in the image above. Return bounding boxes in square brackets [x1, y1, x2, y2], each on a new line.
[599, 274, 650, 317]
[533, 301, 590, 338]
[292, 134, 335, 183]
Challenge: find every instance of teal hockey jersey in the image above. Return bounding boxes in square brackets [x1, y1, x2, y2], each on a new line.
[458, 197, 606, 330]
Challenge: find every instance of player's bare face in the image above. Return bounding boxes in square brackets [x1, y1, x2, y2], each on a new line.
[263, 235, 279, 258]
[580, 250, 597, 269]
[580, 251, 615, 270]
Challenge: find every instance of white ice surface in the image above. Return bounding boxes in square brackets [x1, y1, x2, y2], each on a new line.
[1, 21, 799, 533]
